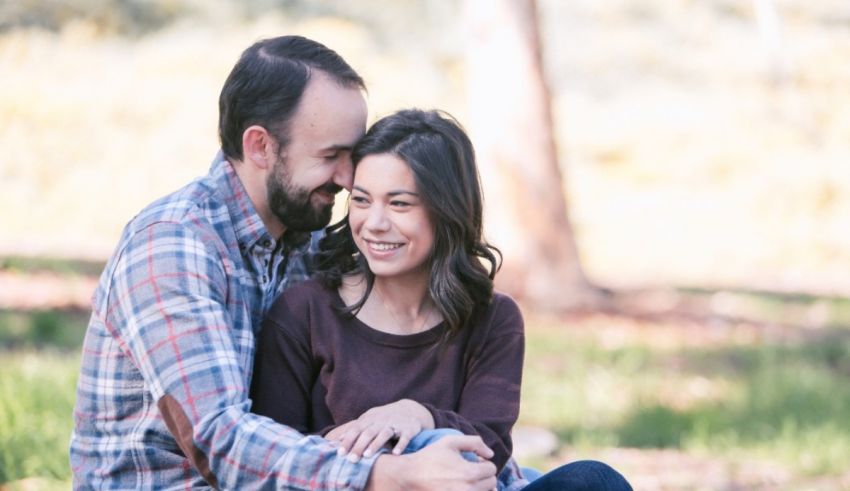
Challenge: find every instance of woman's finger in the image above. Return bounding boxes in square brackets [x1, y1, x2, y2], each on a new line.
[363, 426, 396, 458]
[335, 424, 364, 456]
[391, 428, 413, 455]
[346, 426, 382, 462]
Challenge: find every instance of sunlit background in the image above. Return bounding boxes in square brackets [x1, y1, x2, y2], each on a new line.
[1, 1, 849, 489]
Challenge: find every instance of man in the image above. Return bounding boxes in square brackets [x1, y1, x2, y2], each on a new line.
[70, 35, 497, 490]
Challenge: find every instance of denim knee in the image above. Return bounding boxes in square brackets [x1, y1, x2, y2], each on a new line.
[524, 459, 632, 491]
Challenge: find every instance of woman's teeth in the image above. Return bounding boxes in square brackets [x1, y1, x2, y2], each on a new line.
[369, 242, 401, 251]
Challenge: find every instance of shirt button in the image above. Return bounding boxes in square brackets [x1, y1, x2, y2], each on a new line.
[261, 239, 271, 248]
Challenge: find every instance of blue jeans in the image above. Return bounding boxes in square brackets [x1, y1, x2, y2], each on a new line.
[404, 429, 632, 490]
[522, 460, 632, 491]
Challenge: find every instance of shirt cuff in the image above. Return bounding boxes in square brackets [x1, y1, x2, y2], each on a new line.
[329, 447, 384, 490]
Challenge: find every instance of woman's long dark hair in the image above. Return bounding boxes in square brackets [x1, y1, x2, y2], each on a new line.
[314, 109, 501, 338]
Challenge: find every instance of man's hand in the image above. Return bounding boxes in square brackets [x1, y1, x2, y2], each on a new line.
[326, 399, 434, 460]
[365, 435, 497, 491]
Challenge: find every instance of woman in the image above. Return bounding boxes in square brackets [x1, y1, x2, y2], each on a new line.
[251, 109, 631, 491]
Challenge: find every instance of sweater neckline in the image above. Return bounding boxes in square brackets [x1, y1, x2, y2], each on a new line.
[332, 288, 447, 348]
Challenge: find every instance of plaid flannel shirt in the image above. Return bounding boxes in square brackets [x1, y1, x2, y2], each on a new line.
[70, 152, 378, 490]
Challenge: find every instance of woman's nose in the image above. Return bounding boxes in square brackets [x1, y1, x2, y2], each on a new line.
[364, 205, 390, 232]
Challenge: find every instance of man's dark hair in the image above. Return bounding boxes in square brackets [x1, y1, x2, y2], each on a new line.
[218, 35, 366, 161]
[315, 109, 501, 339]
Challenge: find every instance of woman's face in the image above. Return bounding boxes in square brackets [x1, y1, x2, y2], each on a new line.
[349, 153, 434, 281]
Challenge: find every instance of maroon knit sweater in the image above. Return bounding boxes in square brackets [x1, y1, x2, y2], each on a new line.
[250, 279, 524, 470]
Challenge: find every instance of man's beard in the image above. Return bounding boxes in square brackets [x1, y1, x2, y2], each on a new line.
[267, 155, 340, 233]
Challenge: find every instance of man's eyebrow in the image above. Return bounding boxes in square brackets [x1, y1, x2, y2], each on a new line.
[321, 144, 352, 152]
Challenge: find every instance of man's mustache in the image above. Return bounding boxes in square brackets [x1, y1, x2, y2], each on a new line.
[316, 183, 343, 195]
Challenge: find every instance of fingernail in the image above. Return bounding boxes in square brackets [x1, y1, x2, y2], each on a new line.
[337, 448, 346, 457]
[363, 450, 372, 457]
[347, 453, 359, 463]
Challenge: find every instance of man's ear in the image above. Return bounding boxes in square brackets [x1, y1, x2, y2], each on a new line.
[242, 125, 275, 170]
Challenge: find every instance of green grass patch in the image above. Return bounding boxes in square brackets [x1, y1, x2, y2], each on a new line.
[520, 328, 850, 475]
[0, 309, 88, 350]
[0, 351, 79, 484]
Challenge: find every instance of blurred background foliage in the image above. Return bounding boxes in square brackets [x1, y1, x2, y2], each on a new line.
[1, 0, 849, 489]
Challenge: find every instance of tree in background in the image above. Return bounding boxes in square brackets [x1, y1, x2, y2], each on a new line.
[464, 0, 603, 311]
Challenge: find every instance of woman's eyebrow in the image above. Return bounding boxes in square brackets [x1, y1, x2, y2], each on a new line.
[351, 186, 419, 197]
[387, 190, 419, 197]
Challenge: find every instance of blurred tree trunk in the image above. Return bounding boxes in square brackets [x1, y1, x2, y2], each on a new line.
[753, 0, 788, 84]
[464, 0, 601, 311]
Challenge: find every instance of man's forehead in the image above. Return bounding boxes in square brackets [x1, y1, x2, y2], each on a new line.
[288, 79, 366, 150]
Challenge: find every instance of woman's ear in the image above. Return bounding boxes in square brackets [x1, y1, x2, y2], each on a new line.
[242, 125, 275, 170]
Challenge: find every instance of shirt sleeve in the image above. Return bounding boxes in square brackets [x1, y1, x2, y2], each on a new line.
[104, 221, 377, 490]
[422, 296, 525, 471]
[250, 293, 316, 434]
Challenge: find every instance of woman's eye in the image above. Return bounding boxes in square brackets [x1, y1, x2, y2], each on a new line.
[324, 152, 340, 161]
[390, 200, 411, 208]
[350, 196, 369, 205]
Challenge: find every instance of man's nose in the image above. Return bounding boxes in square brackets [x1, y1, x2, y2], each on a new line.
[333, 155, 354, 191]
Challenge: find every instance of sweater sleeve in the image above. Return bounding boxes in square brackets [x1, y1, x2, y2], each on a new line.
[422, 295, 525, 471]
[250, 288, 316, 434]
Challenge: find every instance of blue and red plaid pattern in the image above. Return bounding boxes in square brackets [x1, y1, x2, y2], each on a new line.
[70, 152, 377, 489]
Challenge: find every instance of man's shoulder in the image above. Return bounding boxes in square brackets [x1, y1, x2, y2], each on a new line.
[99, 172, 235, 284]
[129, 175, 221, 234]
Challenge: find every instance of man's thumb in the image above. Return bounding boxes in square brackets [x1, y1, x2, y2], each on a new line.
[441, 435, 494, 459]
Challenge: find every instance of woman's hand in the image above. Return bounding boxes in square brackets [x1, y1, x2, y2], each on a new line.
[326, 399, 435, 461]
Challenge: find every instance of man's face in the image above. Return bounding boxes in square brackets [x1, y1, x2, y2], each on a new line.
[266, 152, 340, 232]
[266, 71, 367, 233]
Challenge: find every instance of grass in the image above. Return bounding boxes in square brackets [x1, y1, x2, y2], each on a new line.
[0, 351, 78, 486]
[519, 326, 850, 476]
[0, 309, 88, 350]
[2, 309, 850, 487]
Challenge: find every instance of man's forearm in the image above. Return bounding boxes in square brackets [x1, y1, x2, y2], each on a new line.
[363, 435, 498, 491]
[365, 454, 404, 491]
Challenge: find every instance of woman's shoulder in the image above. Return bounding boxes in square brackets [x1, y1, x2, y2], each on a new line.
[490, 291, 522, 317]
[475, 291, 524, 335]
